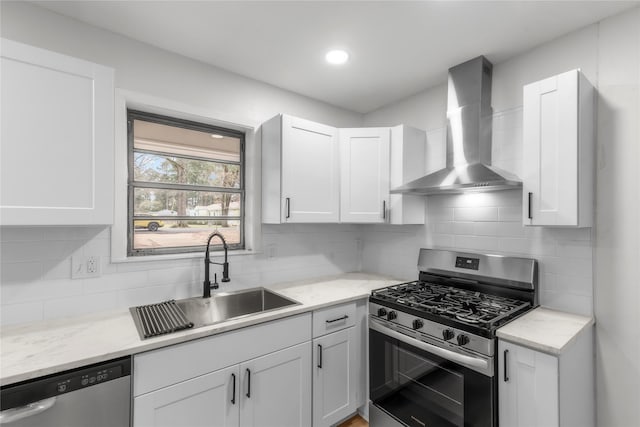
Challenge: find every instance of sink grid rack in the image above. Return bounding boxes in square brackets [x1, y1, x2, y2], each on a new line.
[130, 300, 194, 339]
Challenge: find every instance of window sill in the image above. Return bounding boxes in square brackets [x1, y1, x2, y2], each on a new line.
[111, 248, 258, 264]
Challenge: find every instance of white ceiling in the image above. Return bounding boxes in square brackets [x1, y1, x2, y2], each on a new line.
[34, 1, 638, 113]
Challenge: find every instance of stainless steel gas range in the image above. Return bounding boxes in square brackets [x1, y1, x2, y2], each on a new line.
[369, 248, 538, 427]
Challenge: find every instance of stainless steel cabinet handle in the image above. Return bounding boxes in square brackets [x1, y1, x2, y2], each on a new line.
[528, 192, 533, 219]
[382, 200, 386, 220]
[504, 349, 509, 382]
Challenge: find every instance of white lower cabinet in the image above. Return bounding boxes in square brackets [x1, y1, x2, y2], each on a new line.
[133, 314, 312, 427]
[134, 365, 239, 427]
[312, 327, 357, 427]
[499, 341, 559, 427]
[311, 300, 367, 427]
[240, 343, 311, 427]
[498, 329, 594, 427]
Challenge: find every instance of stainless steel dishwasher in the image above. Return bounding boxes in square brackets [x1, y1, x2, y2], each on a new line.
[0, 356, 131, 426]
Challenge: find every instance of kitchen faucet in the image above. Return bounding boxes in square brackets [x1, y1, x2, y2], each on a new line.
[203, 231, 230, 298]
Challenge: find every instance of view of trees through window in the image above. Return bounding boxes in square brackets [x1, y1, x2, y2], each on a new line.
[128, 111, 244, 255]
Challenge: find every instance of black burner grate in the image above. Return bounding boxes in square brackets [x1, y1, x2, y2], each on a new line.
[372, 281, 530, 328]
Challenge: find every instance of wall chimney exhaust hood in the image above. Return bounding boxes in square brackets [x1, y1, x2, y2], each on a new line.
[391, 56, 521, 195]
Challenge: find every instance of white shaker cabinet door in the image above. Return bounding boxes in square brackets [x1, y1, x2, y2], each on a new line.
[339, 127, 390, 223]
[134, 365, 240, 427]
[0, 38, 114, 225]
[239, 342, 311, 427]
[522, 69, 594, 227]
[499, 340, 559, 427]
[281, 115, 340, 223]
[313, 327, 358, 427]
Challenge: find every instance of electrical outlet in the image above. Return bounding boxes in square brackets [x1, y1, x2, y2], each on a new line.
[71, 255, 101, 279]
[86, 256, 100, 276]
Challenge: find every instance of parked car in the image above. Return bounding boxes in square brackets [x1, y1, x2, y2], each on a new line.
[134, 219, 164, 231]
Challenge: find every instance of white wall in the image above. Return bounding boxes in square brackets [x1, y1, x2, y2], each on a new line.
[594, 8, 640, 427]
[363, 7, 640, 427]
[0, 1, 365, 325]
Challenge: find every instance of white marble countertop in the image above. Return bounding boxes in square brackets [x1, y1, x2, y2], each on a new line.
[0, 273, 397, 386]
[496, 307, 594, 355]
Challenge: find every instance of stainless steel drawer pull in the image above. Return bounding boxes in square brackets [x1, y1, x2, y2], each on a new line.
[325, 315, 348, 323]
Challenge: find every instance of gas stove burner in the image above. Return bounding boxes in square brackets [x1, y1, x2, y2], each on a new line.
[372, 279, 532, 330]
[455, 313, 481, 324]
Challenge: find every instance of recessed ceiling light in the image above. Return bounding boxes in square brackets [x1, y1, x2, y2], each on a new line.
[210, 134, 224, 139]
[325, 49, 349, 65]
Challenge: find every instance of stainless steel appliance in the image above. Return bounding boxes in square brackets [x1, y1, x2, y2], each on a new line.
[369, 249, 537, 427]
[0, 357, 131, 426]
[391, 56, 521, 195]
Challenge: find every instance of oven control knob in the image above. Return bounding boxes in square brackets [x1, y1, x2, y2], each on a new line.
[387, 311, 398, 321]
[457, 334, 470, 346]
[442, 329, 455, 341]
[412, 319, 424, 330]
[377, 308, 387, 317]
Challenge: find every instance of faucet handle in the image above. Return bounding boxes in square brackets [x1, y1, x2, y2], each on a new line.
[222, 262, 230, 282]
[212, 273, 219, 290]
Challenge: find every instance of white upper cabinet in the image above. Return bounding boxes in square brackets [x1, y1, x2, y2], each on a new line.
[262, 114, 340, 223]
[0, 38, 114, 225]
[522, 69, 594, 227]
[339, 127, 390, 223]
[389, 125, 426, 225]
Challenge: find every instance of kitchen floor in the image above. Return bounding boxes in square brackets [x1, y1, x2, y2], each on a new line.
[338, 415, 368, 427]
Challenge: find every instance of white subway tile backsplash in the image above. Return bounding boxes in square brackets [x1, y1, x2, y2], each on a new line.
[454, 207, 499, 222]
[83, 271, 149, 294]
[540, 290, 592, 316]
[44, 292, 119, 320]
[0, 228, 44, 242]
[453, 222, 475, 235]
[557, 240, 593, 259]
[431, 234, 454, 248]
[1, 279, 83, 305]
[1, 301, 43, 325]
[474, 222, 498, 236]
[499, 237, 557, 256]
[454, 235, 500, 252]
[1, 261, 42, 283]
[1, 223, 362, 324]
[498, 206, 522, 222]
[434, 222, 454, 234]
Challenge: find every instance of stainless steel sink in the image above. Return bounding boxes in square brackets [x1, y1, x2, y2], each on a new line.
[175, 287, 300, 328]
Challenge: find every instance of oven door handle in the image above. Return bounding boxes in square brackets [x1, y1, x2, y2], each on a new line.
[370, 319, 493, 376]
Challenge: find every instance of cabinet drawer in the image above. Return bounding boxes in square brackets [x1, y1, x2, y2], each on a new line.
[313, 302, 356, 338]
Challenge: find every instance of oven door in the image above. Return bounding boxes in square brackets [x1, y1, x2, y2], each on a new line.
[369, 319, 495, 427]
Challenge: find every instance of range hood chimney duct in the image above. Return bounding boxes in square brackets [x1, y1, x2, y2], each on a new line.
[391, 56, 521, 195]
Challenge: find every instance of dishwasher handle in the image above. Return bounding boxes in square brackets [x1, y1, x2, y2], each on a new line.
[0, 398, 56, 424]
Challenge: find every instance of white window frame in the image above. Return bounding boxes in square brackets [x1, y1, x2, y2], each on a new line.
[112, 89, 261, 262]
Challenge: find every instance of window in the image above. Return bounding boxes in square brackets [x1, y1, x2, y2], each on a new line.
[127, 110, 244, 256]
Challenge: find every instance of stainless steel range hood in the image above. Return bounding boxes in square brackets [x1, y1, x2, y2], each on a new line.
[391, 56, 521, 195]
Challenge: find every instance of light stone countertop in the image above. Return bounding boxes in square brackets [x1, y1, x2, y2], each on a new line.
[0, 273, 398, 386]
[496, 307, 594, 355]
